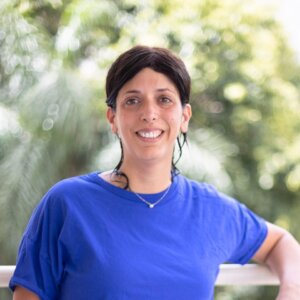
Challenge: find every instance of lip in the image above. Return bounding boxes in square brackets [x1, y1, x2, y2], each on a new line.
[135, 128, 164, 141]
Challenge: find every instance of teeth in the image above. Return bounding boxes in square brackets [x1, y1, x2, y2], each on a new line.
[138, 130, 162, 139]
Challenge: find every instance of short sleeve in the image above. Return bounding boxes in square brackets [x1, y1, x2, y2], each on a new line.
[9, 189, 66, 300]
[223, 195, 268, 264]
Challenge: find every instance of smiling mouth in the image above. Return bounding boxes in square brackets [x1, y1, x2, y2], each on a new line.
[136, 130, 163, 139]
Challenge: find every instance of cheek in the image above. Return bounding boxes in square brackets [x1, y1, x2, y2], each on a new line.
[168, 116, 183, 133]
[115, 114, 133, 135]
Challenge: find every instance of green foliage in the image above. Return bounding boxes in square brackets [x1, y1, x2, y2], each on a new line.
[1, 0, 300, 299]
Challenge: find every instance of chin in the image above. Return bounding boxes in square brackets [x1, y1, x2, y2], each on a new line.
[137, 151, 172, 164]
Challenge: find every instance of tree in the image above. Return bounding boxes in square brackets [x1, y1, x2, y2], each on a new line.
[1, 0, 300, 299]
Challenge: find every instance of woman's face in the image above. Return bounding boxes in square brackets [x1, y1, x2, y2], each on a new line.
[107, 67, 192, 168]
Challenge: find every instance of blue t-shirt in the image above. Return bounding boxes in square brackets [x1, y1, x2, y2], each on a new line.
[10, 172, 267, 300]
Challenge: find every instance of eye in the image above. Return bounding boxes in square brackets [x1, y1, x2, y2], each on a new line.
[125, 98, 140, 106]
[159, 96, 172, 105]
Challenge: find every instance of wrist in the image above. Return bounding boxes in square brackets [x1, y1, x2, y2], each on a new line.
[277, 282, 300, 300]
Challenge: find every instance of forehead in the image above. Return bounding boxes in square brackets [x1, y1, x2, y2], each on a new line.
[118, 68, 178, 94]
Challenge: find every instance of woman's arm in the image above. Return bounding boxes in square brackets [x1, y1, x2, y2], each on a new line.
[13, 286, 40, 300]
[253, 222, 300, 300]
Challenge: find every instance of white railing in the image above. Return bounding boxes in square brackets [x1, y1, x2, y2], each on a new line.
[0, 264, 279, 288]
[0, 266, 15, 288]
[215, 264, 279, 285]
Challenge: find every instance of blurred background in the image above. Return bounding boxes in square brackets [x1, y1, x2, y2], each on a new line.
[1, 0, 300, 299]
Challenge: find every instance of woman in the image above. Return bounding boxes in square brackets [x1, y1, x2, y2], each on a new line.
[10, 46, 300, 299]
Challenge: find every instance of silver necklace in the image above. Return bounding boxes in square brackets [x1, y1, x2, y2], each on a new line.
[131, 184, 171, 208]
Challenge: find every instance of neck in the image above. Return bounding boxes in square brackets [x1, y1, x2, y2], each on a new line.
[119, 159, 173, 194]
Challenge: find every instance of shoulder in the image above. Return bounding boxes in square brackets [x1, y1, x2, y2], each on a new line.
[23, 173, 99, 237]
[32, 172, 99, 213]
[177, 175, 233, 202]
[46, 172, 97, 198]
[50, 172, 93, 192]
[177, 174, 215, 193]
[177, 174, 244, 217]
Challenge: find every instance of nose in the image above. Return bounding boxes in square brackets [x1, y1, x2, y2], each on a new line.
[140, 101, 159, 122]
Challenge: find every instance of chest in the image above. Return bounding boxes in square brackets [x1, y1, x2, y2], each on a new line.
[58, 203, 223, 299]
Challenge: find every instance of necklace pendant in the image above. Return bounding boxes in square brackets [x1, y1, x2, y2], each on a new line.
[132, 183, 171, 208]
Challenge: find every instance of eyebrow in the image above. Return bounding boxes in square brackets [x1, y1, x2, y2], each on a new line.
[124, 88, 177, 95]
[124, 89, 141, 94]
[156, 88, 177, 94]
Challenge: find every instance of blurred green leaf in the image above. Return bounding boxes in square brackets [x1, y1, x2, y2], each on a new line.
[1, 1, 300, 299]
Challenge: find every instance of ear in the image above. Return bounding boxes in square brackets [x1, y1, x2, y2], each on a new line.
[180, 104, 192, 133]
[106, 107, 118, 134]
